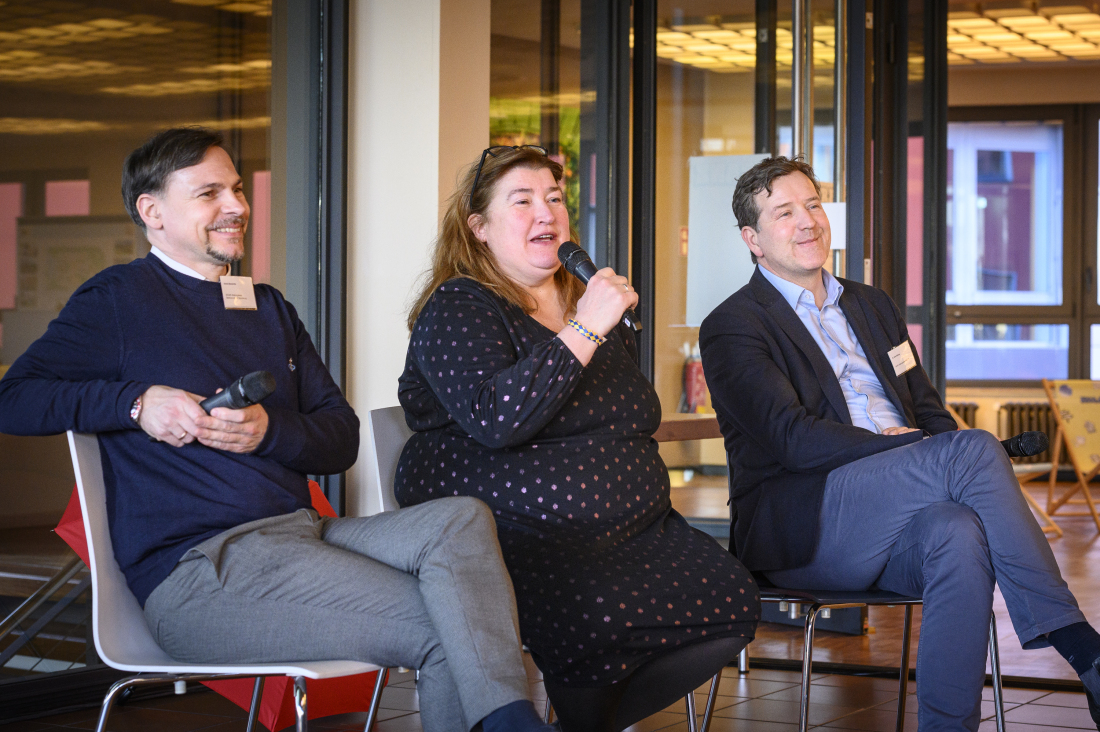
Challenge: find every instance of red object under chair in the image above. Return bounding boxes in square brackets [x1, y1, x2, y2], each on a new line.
[55, 481, 388, 732]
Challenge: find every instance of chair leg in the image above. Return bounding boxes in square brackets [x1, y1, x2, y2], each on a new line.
[362, 668, 389, 732]
[896, 605, 914, 732]
[738, 645, 749, 674]
[699, 669, 723, 732]
[293, 675, 309, 732]
[798, 605, 823, 732]
[685, 686, 699, 732]
[94, 677, 138, 732]
[989, 614, 1006, 732]
[245, 677, 265, 732]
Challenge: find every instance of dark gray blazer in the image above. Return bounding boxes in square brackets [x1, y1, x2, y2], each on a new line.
[699, 268, 956, 572]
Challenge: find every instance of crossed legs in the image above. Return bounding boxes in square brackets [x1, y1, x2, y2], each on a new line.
[766, 429, 1086, 732]
[143, 497, 531, 732]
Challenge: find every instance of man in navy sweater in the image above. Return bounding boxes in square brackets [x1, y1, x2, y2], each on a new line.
[0, 128, 554, 732]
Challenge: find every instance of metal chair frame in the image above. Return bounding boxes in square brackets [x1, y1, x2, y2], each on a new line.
[738, 587, 1006, 732]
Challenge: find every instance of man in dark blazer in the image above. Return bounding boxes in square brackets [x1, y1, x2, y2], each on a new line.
[699, 156, 1100, 732]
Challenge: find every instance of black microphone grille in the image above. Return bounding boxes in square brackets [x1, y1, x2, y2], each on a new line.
[240, 370, 276, 403]
[557, 241, 584, 266]
[1019, 431, 1049, 456]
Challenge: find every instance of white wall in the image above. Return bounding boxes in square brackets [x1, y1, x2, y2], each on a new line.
[345, 0, 489, 516]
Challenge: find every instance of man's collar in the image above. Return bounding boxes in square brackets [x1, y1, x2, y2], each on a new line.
[756, 265, 843, 310]
[149, 246, 228, 281]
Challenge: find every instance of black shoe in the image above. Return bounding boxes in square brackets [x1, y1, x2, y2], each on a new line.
[1082, 656, 1100, 730]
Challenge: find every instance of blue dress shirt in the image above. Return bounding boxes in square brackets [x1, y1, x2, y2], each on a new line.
[757, 266, 906, 434]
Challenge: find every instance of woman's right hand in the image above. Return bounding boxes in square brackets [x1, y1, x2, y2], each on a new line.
[573, 267, 639, 337]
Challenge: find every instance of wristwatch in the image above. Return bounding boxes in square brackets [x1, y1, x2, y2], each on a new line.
[130, 395, 143, 424]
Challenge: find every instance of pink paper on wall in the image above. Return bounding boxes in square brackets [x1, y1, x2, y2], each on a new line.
[45, 180, 90, 217]
[0, 182, 23, 312]
[251, 171, 271, 284]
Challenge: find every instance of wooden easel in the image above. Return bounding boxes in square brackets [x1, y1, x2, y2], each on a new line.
[1041, 379, 1100, 533]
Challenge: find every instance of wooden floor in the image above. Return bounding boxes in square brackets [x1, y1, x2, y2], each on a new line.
[671, 478, 1100, 683]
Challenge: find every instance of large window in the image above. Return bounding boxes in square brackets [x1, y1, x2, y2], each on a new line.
[945, 108, 1080, 383]
[0, 0, 273, 689]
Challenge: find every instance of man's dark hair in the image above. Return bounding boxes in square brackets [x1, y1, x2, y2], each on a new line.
[122, 127, 226, 229]
[732, 156, 821, 264]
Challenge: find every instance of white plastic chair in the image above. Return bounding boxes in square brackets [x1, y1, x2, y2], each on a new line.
[364, 406, 413, 513]
[67, 431, 388, 732]
[363, 407, 725, 732]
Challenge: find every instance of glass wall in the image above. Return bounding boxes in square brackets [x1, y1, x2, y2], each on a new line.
[0, 0, 272, 683]
[489, 1, 582, 224]
[650, 1, 842, 470]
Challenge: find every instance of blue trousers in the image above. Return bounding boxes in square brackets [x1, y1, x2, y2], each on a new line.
[766, 429, 1085, 732]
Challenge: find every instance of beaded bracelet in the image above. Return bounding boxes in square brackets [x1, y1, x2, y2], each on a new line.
[567, 318, 607, 345]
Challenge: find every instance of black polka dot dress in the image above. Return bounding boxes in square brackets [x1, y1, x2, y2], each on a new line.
[396, 278, 759, 687]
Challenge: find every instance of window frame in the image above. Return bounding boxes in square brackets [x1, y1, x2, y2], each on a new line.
[945, 103, 1084, 387]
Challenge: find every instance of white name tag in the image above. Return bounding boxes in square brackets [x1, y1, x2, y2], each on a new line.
[219, 276, 257, 310]
[887, 340, 918, 376]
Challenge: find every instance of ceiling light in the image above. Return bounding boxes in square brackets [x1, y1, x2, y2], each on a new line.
[1051, 13, 1100, 25]
[0, 118, 111, 134]
[969, 31, 1021, 42]
[671, 24, 720, 32]
[86, 18, 133, 29]
[693, 30, 740, 41]
[656, 32, 693, 45]
[998, 16, 1053, 28]
[1024, 30, 1075, 40]
[220, 3, 265, 11]
[958, 47, 1009, 56]
[1048, 42, 1097, 50]
[656, 46, 681, 57]
[682, 43, 729, 53]
[949, 18, 998, 29]
[947, 34, 972, 43]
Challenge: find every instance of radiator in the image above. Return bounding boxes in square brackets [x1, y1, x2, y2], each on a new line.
[998, 402, 1057, 465]
[948, 401, 978, 429]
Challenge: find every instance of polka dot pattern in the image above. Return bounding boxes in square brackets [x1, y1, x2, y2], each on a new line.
[396, 278, 760, 686]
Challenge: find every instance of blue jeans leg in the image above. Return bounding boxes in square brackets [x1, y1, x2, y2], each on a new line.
[765, 430, 1086, 731]
[876, 502, 994, 732]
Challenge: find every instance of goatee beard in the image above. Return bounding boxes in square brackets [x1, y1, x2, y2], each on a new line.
[206, 243, 244, 265]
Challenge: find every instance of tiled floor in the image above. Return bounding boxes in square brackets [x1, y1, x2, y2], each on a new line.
[2, 654, 1095, 732]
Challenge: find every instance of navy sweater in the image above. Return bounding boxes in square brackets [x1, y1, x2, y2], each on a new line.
[0, 254, 359, 605]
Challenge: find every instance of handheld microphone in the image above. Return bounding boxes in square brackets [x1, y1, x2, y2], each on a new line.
[1000, 431, 1049, 459]
[200, 371, 276, 414]
[557, 241, 641, 332]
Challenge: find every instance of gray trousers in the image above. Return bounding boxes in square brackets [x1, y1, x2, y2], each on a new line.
[143, 496, 530, 732]
[766, 429, 1086, 732]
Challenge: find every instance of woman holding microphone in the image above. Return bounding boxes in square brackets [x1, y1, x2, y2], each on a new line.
[397, 145, 759, 732]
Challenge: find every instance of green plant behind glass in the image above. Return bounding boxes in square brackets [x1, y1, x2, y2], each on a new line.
[490, 97, 581, 227]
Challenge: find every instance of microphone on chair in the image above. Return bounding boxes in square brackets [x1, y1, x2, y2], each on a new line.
[199, 371, 276, 414]
[1000, 431, 1049, 459]
[557, 241, 641, 332]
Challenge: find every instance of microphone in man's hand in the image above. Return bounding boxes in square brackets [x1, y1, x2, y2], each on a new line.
[1001, 431, 1049, 459]
[557, 241, 641, 332]
[200, 371, 276, 414]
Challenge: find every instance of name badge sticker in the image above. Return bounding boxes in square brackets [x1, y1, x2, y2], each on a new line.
[887, 340, 918, 377]
[219, 276, 257, 310]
